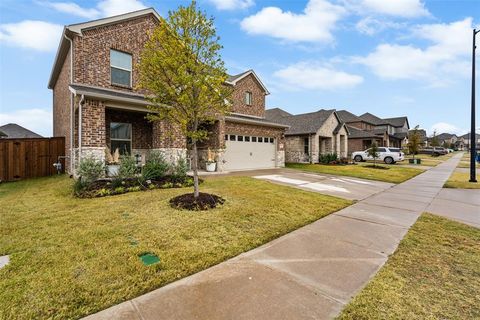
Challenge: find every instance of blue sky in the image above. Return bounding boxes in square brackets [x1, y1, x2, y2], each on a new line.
[0, 0, 479, 137]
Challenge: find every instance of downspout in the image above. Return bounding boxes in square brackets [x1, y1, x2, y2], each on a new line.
[78, 94, 85, 164]
[64, 33, 74, 173]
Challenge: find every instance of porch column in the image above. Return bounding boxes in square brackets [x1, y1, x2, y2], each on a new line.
[152, 120, 187, 163]
[79, 99, 106, 164]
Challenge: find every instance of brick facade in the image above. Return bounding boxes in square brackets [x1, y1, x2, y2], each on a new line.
[52, 10, 286, 172]
[105, 109, 152, 149]
[53, 50, 72, 169]
[72, 14, 158, 94]
[231, 74, 266, 118]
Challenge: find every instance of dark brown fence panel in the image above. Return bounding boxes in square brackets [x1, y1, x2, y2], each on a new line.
[0, 137, 65, 182]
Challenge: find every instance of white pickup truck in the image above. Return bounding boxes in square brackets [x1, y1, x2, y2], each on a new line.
[351, 147, 405, 164]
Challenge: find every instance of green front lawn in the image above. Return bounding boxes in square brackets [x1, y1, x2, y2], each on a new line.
[338, 214, 480, 320]
[0, 175, 351, 319]
[444, 171, 480, 189]
[286, 163, 423, 183]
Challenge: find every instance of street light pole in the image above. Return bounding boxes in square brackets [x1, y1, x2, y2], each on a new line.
[469, 29, 479, 183]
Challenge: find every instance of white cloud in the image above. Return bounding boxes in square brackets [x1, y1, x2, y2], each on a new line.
[355, 17, 404, 35]
[208, 0, 254, 10]
[41, 0, 147, 19]
[355, 18, 473, 85]
[0, 108, 52, 137]
[240, 0, 346, 43]
[96, 0, 146, 17]
[0, 20, 63, 52]
[274, 62, 363, 90]
[344, 0, 429, 18]
[430, 122, 466, 136]
[42, 1, 100, 18]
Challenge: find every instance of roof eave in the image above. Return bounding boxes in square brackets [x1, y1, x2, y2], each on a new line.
[225, 115, 289, 129]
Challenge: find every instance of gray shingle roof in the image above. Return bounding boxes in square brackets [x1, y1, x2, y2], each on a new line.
[227, 70, 251, 83]
[69, 84, 148, 105]
[265, 108, 293, 122]
[460, 133, 480, 139]
[358, 112, 387, 125]
[336, 110, 361, 123]
[436, 133, 456, 140]
[266, 109, 335, 135]
[346, 126, 379, 138]
[384, 116, 408, 128]
[0, 123, 42, 138]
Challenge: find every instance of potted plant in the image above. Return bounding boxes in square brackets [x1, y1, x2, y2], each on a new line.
[205, 148, 217, 172]
[105, 147, 120, 176]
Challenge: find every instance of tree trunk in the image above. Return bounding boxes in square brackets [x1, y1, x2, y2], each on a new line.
[192, 140, 200, 198]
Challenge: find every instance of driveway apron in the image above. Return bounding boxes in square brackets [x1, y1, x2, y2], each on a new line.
[83, 153, 464, 320]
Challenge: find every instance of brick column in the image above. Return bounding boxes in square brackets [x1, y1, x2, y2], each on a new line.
[79, 99, 106, 163]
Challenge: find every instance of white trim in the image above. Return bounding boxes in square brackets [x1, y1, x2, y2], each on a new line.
[225, 115, 289, 128]
[67, 8, 161, 34]
[230, 112, 264, 120]
[226, 70, 270, 95]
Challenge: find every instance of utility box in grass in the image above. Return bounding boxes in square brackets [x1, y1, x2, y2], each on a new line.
[409, 158, 422, 164]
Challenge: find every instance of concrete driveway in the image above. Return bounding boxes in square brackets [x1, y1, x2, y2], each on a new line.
[251, 169, 394, 201]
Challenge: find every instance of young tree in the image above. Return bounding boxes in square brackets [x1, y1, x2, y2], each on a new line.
[367, 142, 380, 167]
[430, 131, 440, 147]
[138, 1, 232, 199]
[408, 125, 422, 161]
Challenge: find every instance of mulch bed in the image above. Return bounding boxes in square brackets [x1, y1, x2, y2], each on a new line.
[169, 192, 225, 211]
[363, 165, 390, 170]
[75, 176, 199, 198]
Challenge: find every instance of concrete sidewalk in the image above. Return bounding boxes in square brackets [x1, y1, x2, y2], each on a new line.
[84, 153, 463, 320]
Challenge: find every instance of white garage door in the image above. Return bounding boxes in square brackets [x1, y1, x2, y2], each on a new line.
[224, 134, 276, 171]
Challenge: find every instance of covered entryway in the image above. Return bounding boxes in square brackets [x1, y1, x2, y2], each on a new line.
[224, 134, 276, 170]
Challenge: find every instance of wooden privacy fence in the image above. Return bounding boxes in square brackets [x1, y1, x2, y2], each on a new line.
[0, 137, 65, 182]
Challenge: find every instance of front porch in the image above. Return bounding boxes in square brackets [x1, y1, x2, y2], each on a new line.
[72, 99, 187, 172]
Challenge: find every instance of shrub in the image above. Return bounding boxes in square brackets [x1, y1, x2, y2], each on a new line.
[96, 188, 111, 197]
[114, 186, 125, 194]
[171, 157, 189, 183]
[118, 155, 137, 179]
[127, 186, 141, 192]
[142, 151, 170, 180]
[77, 156, 104, 184]
[319, 153, 338, 164]
[73, 179, 89, 195]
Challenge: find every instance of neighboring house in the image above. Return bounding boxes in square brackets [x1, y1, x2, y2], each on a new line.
[0, 123, 43, 139]
[408, 128, 427, 146]
[336, 110, 410, 152]
[358, 113, 409, 148]
[459, 133, 480, 150]
[265, 108, 349, 163]
[49, 8, 288, 173]
[434, 133, 458, 147]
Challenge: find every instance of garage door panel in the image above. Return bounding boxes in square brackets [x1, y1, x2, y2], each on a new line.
[224, 137, 276, 171]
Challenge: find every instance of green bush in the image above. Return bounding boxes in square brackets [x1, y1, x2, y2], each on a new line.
[77, 156, 104, 184]
[118, 155, 137, 179]
[142, 151, 170, 180]
[171, 157, 189, 183]
[319, 153, 338, 164]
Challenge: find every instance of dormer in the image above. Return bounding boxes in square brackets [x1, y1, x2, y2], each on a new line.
[226, 70, 269, 118]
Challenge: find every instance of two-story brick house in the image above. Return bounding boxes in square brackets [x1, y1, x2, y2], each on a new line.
[49, 8, 288, 173]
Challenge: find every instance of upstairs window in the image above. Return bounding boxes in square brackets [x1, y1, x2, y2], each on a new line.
[245, 91, 252, 106]
[110, 49, 132, 87]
